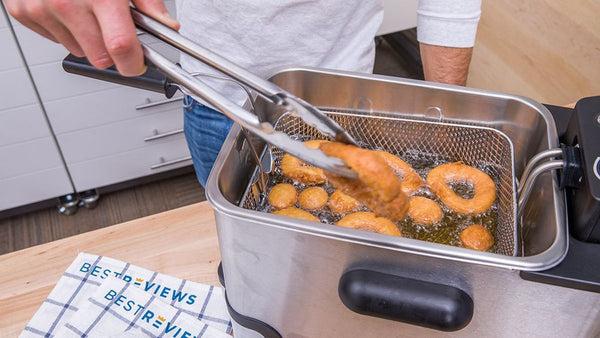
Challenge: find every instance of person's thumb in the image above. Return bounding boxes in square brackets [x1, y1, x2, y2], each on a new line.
[132, 0, 180, 30]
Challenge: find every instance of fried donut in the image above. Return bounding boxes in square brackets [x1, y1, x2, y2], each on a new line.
[407, 196, 443, 225]
[298, 187, 328, 210]
[375, 151, 424, 196]
[426, 162, 496, 215]
[281, 140, 329, 184]
[329, 190, 361, 214]
[337, 212, 402, 236]
[268, 183, 297, 209]
[460, 224, 494, 251]
[272, 207, 319, 222]
[319, 142, 409, 221]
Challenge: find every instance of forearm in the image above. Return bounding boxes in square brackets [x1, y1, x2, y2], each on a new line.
[419, 43, 473, 86]
[416, 0, 481, 86]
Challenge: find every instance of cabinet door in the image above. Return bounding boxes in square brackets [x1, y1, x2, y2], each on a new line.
[0, 5, 73, 211]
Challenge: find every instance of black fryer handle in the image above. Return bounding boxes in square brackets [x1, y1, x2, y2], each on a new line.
[339, 269, 473, 331]
[62, 54, 178, 98]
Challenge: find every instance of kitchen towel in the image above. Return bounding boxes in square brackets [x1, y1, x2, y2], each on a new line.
[53, 276, 231, 337]
[21, 253, 232, 337]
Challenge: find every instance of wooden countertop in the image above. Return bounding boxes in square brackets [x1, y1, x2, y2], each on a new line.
[0, 202, 220, 337]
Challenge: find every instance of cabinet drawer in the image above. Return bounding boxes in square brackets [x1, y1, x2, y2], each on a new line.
[0, 137, 66, 180]
[57, 109, 185, 163]
[0, 68, 38, 110]
[0, 103, 51, 146]
[44, 86, 182, 134]
[0, 26, 25, 71]
[68, 137, 191, 191]
[0, 167, 73, 211]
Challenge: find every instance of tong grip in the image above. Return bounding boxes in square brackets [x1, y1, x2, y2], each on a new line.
[62, 54, 178, 98]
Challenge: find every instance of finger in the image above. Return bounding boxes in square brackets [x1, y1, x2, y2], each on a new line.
[47, 1, 113, 69]
[92, 0, 145, 76]
[15, 0, 85, 56]
[132, 0, 180, 30]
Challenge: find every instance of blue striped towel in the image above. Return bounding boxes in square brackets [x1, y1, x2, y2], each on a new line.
[20, 253, 232, 337]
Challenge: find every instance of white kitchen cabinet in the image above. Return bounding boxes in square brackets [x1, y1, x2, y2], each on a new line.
[6, 0, 189, 200]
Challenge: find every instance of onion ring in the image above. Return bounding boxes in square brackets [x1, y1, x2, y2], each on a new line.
[267, 183, 297, 209]
[407, 196, 443, 225]
[337, 212, 402, 236]
[375, 151, 424, 196]
[459, 224, 494, 251]
[426, 162, 496, 215]
[328, 190, 361, 215]
[319, 142, 409, 221]
[298, 187, 328, 210]
[272, 207, 319, 222]
[281, 140, 329, 184]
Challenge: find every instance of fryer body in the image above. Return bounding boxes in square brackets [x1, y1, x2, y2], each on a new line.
[214, 211, 600, 337]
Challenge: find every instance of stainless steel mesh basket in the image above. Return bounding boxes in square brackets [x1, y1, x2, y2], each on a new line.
[241, 109, 517, 256]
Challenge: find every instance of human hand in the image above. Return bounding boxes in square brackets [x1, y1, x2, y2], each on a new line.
[5, 0, 180, 76]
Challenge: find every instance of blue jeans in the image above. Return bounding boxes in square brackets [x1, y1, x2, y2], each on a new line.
[183, 96, 233, 187]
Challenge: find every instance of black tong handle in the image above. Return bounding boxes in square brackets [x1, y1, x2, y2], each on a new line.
[62, 53, 178, 98]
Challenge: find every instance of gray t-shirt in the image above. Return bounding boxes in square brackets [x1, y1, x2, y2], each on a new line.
[176, 0, 481, 105]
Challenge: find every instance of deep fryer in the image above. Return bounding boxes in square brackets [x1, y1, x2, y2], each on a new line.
[206, 69, 600, 337]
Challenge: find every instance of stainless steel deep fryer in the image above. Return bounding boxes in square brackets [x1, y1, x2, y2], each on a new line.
[206, 68, 589, 337]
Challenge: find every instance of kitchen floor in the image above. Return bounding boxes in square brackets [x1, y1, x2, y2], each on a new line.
[0, 33, 421, 255]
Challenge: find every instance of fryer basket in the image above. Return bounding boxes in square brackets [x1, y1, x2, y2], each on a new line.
[241, 110, 517, 256]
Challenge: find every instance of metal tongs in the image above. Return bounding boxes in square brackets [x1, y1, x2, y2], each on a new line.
[129, 8, 357, 178]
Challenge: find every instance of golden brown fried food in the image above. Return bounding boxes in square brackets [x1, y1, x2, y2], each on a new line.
[319, 142, 409, 221]
[272, 207, 319, 222]
[329, 190, 361, 215]
[298, 187, 328, 210]
[375, 150, 424, 196]
[267, 183, 297, 209]
[426, 162, 496, 215]
[459, 224, 494, 251]
[281, 140, 329, 184]
[407, 196, 443, 225]
[337, 212, 402, 236]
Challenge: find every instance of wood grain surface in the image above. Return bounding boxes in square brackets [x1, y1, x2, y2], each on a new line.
[0, 202, 221, 337]
[468, 0, 600, 105]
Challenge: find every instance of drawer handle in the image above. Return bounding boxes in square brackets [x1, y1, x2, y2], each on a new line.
[151, 156, 192, 169]
[136, 96, 182, 110]
[144, 128, 184, 142]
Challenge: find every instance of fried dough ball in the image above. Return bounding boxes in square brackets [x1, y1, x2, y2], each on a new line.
[281, 140, 329, 184]
[459, 224, 494, 251]
[407, 196, 443, 225]
[298, 187, 328, 210]
[267, 183, 297, 209]
[426, 162, 497, 215]
[375, 151, 424, 196]
[272, 207, 319, 222]
[329, 190, 361, 214]
[337, 212, 402, 237]
[319, 142, 409, 221]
